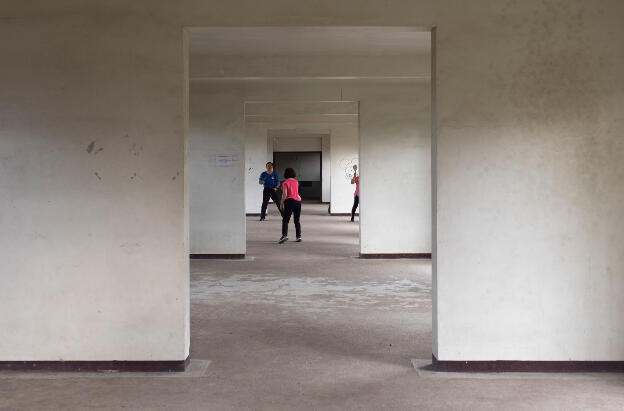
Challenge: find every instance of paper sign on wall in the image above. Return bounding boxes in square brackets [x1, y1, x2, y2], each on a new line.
[216, 155, 233, 167]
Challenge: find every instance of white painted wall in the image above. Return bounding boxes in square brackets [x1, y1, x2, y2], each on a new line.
[3, 0, 623, 365]
[327, 123, 359, 214]
[357, 81, 431, 254]
[0, 10, 189, 361]
[272, 136, 322, 152]
[190, 53, 430, 78]
[322, 135, 331, 202]
[433, 3, 624, 361]
[190, 87, 245, 254]
[245, 122, 273, 213]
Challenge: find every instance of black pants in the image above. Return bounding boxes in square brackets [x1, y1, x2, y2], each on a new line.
[351, 196, 359, 219]
[261, 188, 283, 219]
[282, 199, 301, 237]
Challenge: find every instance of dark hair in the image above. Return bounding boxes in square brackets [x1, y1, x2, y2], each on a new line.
[284, 168, 296, 179]
[266, 162, 273, 166]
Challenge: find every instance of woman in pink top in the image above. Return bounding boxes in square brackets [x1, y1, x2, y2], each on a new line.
[278, 168, 302, 244]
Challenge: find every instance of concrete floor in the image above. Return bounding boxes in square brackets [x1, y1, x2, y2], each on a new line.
[2, 204, 624, 410]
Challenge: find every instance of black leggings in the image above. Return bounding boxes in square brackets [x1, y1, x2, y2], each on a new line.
[282, 199, 301, 237]
[351, 196, 359, 219]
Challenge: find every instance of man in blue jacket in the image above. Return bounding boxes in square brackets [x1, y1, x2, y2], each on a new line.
[259, 162, 283, 221]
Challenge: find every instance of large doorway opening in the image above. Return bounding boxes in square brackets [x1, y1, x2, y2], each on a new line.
[186, 26, 435, 376]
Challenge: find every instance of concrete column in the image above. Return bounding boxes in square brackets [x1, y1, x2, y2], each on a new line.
[190, 84, 246, 255]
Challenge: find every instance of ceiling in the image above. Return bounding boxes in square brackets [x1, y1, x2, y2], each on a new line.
[189, 27, 430, 55]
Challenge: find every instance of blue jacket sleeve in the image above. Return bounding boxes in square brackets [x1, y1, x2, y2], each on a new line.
[259, 172, 266, 184]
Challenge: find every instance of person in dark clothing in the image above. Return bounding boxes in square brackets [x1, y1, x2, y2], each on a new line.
[278, 168, 302, 244]
[258, 162, 283, 221]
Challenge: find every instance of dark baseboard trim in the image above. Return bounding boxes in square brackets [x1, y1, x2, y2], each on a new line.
[190, 254, 245, 260]
[0, 356, 190, 373]
[246, 213, 261, 217]
[432, 354, 624, 373]
[360, 253, 431, 259]
[330, 213, 359, 217]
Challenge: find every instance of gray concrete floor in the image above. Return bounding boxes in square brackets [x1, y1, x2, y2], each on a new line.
[2, 203, 624, 410]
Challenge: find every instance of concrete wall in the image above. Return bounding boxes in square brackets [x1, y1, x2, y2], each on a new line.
[328, 123, 359, 214]
[272, 136, 322, 152]
[190, 53, 430, 79]
[2, 0, 623, 364]
[190, 86, 245, 254]
[0, 6, 189, 361]
[321, 135, 331, 202]
[433, 2, 624, 361]
[358, 81, 431, 254]
[244, 121, 271, 215]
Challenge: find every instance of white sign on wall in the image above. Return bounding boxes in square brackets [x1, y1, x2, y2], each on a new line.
[216, 155, 233, 167]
